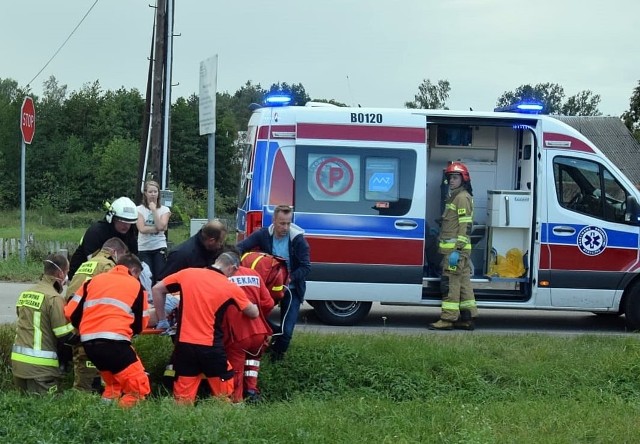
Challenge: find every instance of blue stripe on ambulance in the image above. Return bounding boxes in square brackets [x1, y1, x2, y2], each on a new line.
[541, 223, 638, 248]
[295, 213, 424, 239]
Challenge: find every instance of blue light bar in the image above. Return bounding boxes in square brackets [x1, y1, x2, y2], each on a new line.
[516, 103, 544, 111]
[264, 94, 292, 106]
[494, 101, 544, 114]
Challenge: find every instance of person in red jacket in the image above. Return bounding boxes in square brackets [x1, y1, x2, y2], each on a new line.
[65, 254, 149, 407]
[152, 252, 259, 404]
[225, 265, 274, 403]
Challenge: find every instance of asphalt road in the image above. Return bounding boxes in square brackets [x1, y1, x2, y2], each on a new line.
[1, 282, 634, 337]
[293, 302, 634, 337]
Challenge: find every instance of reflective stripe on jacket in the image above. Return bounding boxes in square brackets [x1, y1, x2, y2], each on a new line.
[439, 187, 474, 252]
[77, 265, 148, 343]
[11, 275, 74, 378]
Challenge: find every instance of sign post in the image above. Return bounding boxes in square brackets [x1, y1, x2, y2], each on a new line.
[199, 55, 218, 219]
[20, 97, 35, 263]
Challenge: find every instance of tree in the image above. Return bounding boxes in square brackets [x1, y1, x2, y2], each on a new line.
[219, 80, 266, 131]
[405, 79, 450, 109]
[496, 82, 601, 116]
[268, 82, 311, 106]
[170, 94, 206, 190]
[561, 90, 602, 116]
[309, 98, 348, 107]
[94, 136, 139, 199]
[622, 80, 640, 143]
[0, 78, 26, 208]
[496, 83, 565, 114]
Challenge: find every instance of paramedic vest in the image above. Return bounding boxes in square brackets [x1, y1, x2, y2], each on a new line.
[66, 265, 148, 343]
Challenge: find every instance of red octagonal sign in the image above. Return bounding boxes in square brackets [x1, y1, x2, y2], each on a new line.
[21, 96, 36, 144]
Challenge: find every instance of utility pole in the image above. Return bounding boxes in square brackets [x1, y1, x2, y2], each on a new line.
[149, 0, 166, 184]
[136, 21, 155, 203]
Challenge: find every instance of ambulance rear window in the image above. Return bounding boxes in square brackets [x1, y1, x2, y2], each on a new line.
[295, 145, 416, 216]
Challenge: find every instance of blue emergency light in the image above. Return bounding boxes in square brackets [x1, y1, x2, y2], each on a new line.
[264, 94, 292, 106]
[494, 101, 544, 114]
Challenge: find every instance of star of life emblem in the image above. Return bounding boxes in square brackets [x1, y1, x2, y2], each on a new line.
[577, 226, 607, 256]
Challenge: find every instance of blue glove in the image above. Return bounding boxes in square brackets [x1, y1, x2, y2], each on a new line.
[156, 319, 170, 330]
[448, 250, 460, 269]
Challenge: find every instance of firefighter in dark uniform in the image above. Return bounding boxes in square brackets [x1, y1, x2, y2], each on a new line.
[430, 162, 478, 330]
[68, 197, 138, 279]
[11, 253, 76, 394]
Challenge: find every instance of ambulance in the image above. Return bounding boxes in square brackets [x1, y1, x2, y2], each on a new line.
[236, 97, 640, 328]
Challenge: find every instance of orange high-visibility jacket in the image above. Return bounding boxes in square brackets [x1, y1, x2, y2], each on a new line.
[65, 265, 148, 342]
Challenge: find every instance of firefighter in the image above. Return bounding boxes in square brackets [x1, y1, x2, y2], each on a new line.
[11, 253, 76, 394]
[65, 237, 128, 392]
[66, 254, 150, 407]
[430, 162, 478, 330]
[225, 264, 275, 403]
[68, 196, 138, 279]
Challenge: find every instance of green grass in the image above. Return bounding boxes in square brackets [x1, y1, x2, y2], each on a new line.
[0, 209, 192, 244]
[1, 324, 640, 443]
[0, 209, 101, 242]
[0, 210, 193, 281]
[0, 255, 43, 282]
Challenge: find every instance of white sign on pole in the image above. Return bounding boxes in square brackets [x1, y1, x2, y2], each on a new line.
[199, 55, 218, 135]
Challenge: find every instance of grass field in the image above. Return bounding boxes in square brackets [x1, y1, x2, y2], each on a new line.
[0, 209, 193, 281]
[1, 324, 640, 443]
[2, 210, 640, 442]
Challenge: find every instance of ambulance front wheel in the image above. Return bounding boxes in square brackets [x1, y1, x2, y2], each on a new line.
[311, 301, 372, 326]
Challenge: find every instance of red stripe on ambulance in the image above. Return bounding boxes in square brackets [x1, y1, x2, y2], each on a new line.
[540, 244, 637, 271]
[297, 123, 425, 143]
[543, 132, 595, 153]
[306, 236, 423, 265]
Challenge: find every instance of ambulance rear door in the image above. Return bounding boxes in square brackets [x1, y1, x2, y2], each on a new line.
[292, 109, 427, 303]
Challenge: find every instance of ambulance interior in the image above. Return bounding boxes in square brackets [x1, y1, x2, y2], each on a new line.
[424, 122, 535, 288]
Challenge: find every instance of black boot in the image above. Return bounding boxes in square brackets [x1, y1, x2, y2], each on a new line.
[454, 310, 475, 330]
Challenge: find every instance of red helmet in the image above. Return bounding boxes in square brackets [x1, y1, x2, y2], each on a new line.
[445, 162, 470, 182]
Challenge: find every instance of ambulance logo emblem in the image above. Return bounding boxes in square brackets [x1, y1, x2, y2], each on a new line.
[577, 226, 607, 256]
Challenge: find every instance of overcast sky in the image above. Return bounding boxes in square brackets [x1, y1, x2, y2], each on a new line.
[2, 0, 638, 116]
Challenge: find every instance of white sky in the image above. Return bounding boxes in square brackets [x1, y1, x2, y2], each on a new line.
[2, 0, 638, 116]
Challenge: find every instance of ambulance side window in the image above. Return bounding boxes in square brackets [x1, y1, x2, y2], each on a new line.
[294, 146, 416, 216]
[553, 156, 628, 223]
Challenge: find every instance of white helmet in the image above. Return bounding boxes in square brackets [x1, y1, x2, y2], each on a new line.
[106, 197, 138, 224]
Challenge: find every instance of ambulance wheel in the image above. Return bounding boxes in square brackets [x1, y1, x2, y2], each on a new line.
[312, 301, 372, 326]
[623, 282, 640, 330]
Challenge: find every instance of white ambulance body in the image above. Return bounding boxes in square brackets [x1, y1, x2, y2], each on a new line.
[236, 102, 640, 328]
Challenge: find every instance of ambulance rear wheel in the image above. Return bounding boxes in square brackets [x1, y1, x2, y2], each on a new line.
[312, 301, 372, 326]
[623, 281, 640, 330]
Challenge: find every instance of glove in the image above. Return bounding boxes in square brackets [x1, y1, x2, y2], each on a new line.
[156, 319, 170, 330]
[448, 250, 460, 269]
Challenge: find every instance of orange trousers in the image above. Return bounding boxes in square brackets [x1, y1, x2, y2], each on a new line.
[100, 358, 150, 408]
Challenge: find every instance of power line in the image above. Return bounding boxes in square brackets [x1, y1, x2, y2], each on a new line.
[27, 0, 100, 89]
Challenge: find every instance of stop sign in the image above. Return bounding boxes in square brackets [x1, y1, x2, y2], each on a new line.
[20, 96, 35, 144]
